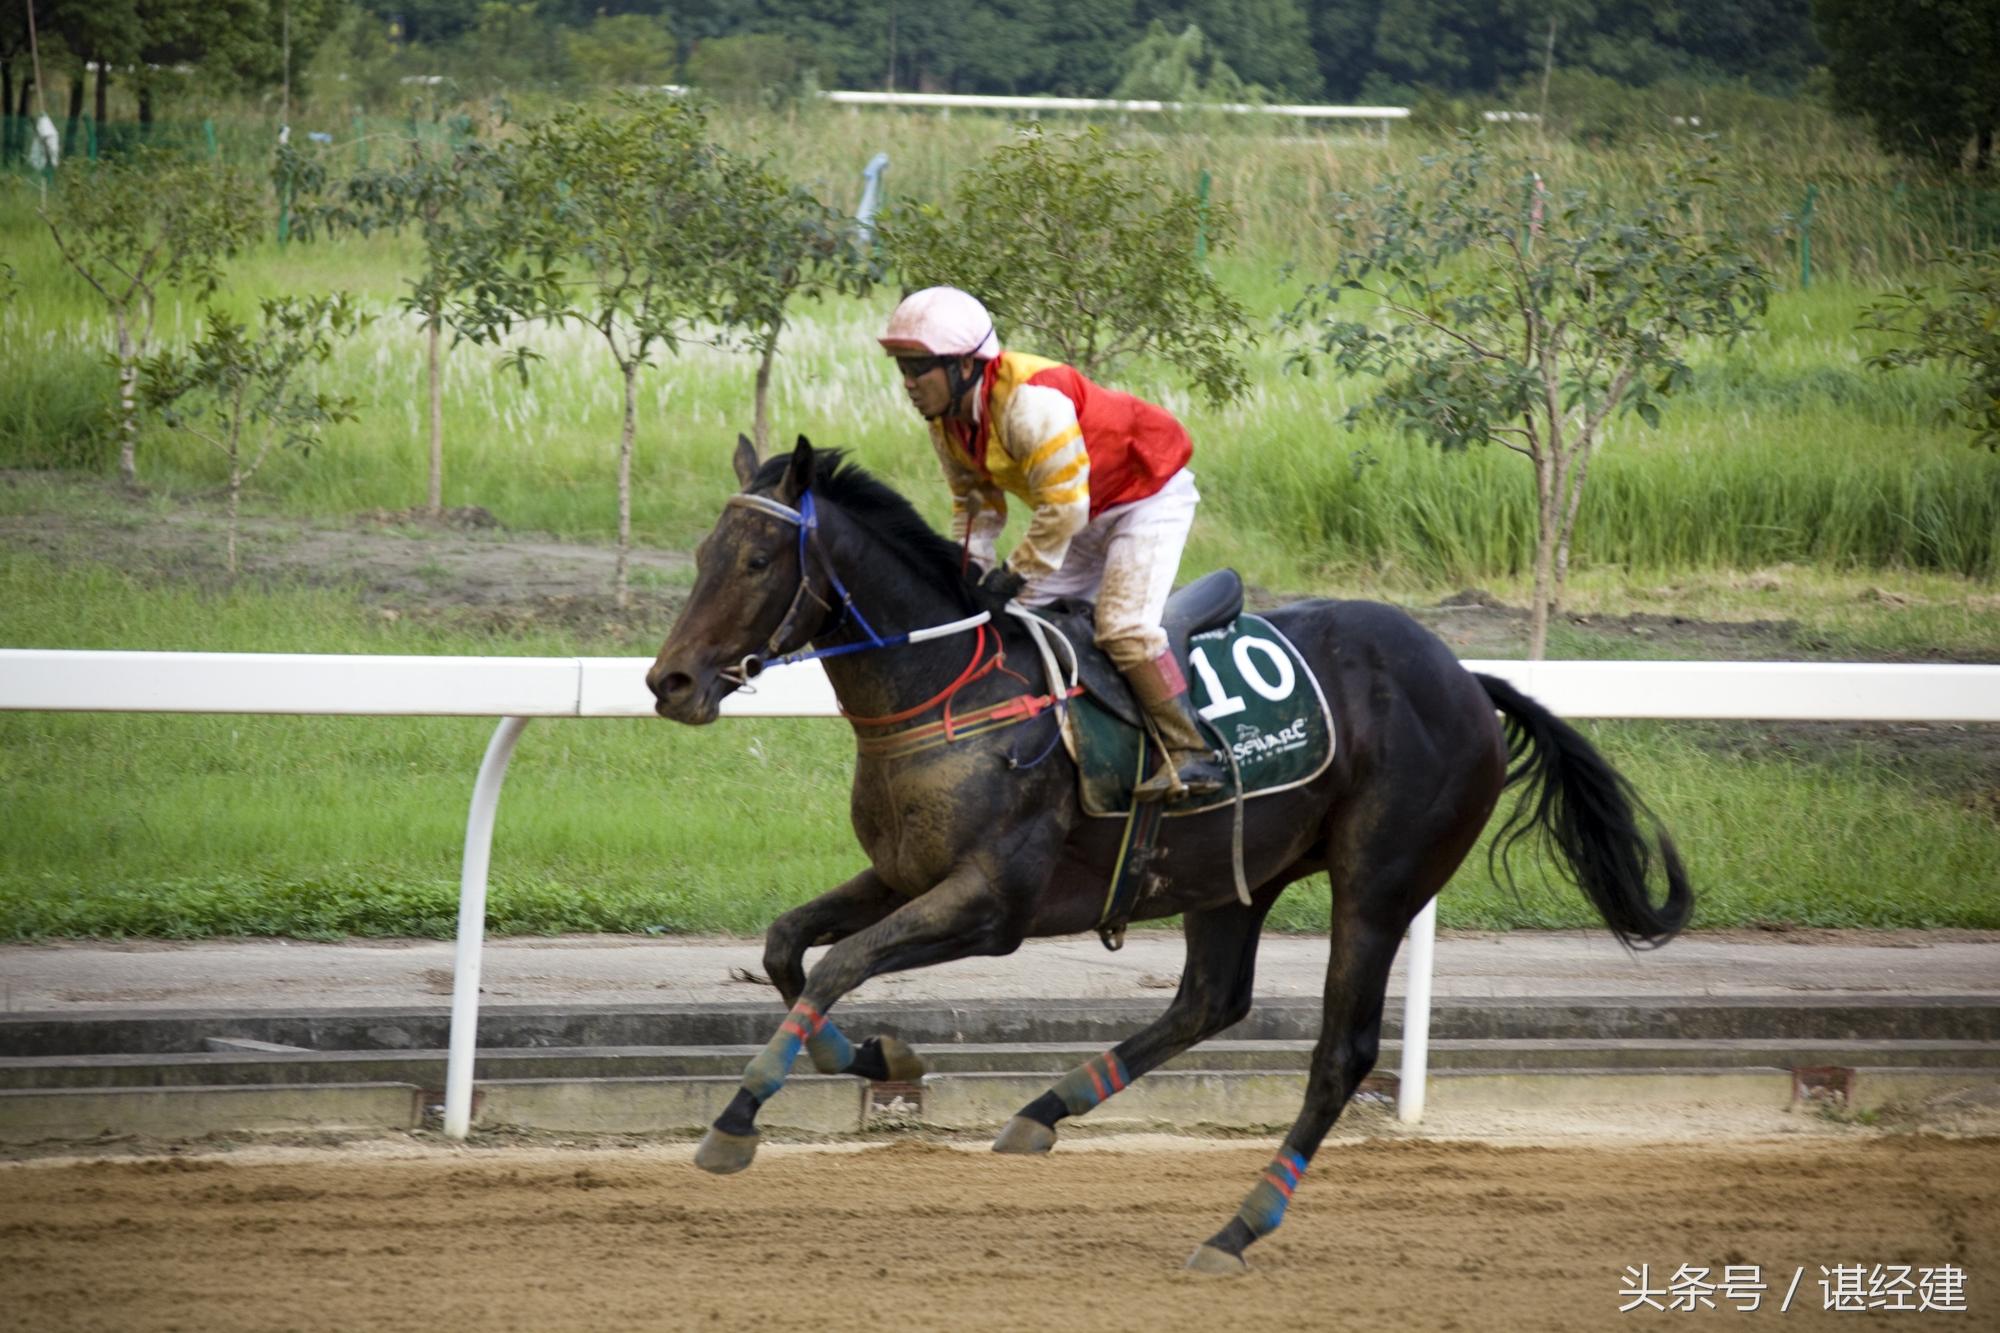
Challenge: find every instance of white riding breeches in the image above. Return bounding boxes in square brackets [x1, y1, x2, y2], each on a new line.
[1020, 469, 1199, 672]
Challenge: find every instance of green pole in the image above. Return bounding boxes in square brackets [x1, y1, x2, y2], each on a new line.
[84, 114, 96, 160]
[1195, 168, 1211, 265]
[204, 118, 218, 159]
[355, 113, 366, 168]
[1799, 183, 1818, 290]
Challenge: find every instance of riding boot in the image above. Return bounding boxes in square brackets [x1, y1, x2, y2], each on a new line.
[1122, 652, 1227, 804]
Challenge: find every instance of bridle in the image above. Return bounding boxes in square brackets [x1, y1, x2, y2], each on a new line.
[718, 488, 990, 692]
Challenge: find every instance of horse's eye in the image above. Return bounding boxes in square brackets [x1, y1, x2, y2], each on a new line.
[746, 554, 772, 572]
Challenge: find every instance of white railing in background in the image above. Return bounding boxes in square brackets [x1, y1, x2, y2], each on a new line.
[820, 89, 1411, 133]
[4, 648, 1997, 1135]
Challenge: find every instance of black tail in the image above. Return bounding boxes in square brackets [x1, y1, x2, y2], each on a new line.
[1476, 673, 1693, 949]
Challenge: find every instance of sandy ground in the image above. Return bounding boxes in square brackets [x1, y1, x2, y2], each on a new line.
[1, 1120, 1993, 1332]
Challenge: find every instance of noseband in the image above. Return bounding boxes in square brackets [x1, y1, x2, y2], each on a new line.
[721, 489, 990, 689]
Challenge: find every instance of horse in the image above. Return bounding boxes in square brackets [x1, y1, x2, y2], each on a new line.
[646, 435, 1691, 1274]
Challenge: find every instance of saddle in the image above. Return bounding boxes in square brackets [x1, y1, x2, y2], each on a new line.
[1040, 569, 1245, 730]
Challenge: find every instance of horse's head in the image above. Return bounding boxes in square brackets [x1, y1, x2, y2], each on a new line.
[646, 434, 821, 724]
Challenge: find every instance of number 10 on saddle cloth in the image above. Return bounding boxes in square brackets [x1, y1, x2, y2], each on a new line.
[1064, 615, 1335, 820]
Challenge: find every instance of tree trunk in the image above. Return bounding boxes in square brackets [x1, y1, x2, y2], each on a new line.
[2, 60, 14, 162]
[138, 80, 153, 129]
[426, 313, 443, 514]
[1976, 125, 1994, 174]
[93, 57, 106, 136]
[753, 331, 778, 454]
[1529, 451, 1558, 661]
[615, 363, 636, 610]
[226, 469, 242, 576]
[63, 70, 81, 155]
[115, 311, 139, 486]
[16, 71, 32, 123]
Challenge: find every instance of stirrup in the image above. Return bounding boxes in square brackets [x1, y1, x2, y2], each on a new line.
[1133, 753, 1225, 804]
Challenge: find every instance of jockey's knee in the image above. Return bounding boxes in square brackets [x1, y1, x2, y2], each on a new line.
[1095, 627, 1164, 673]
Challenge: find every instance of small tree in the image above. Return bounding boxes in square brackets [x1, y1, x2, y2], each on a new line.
[565, 13, 676, 88]
[1863, 247, 2000, 452]
[139, 293, 367, 574]
[882, 125, 1252, 407]
[1286, 136, 1768, 658]
[453, 97, 749, 608]
[308, 129, 502, 515]
[38, 149, 261, 486]
[1112, 22, 1260, 106]
[716, 175, 877, 453]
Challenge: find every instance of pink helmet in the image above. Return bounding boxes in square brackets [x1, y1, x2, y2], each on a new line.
[879, 287, 1001, 360]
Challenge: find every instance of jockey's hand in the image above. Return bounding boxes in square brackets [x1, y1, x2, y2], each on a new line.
[977, 562, 1027, 606]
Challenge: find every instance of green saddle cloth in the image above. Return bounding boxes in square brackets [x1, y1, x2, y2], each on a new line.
[1064, 614, 1335, 818]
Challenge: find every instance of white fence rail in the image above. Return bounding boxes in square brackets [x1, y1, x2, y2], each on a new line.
[4, 649, 1997, 1135]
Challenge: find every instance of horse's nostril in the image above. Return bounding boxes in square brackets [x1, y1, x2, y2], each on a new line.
[657, 671, 695, 700]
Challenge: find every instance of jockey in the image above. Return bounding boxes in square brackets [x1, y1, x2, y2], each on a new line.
[879, 285, 1224, 803]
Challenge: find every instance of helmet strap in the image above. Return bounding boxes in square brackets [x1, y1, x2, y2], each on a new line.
[941, 356, 984, 419]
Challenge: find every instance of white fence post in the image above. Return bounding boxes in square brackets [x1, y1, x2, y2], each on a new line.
[1397, 900, 1437, 1122]
[443, 716, 530, 1139]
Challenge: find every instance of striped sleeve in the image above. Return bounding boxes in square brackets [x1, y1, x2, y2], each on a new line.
[929, 422, 1007, 570]
[997, 383, 1091, 580]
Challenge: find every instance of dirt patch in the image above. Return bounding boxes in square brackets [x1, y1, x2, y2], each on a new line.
[1, 1132, 1992, 1330]
[0, 470, 690, 638]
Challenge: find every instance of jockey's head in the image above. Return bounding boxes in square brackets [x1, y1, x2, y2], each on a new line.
[879, 286, 999, 421]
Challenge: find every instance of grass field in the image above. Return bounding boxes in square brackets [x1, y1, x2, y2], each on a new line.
[2, 105, 1997, 940]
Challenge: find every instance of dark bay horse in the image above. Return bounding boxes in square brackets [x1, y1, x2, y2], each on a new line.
[647, 436, 1691, 1274]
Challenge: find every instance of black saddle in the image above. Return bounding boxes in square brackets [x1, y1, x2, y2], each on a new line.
[1037, 569, 1244, 728]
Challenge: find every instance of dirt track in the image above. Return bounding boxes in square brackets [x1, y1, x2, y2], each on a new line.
[2, 1132, 1993, 1331]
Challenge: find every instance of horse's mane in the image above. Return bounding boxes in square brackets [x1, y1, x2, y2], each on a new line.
[753, 448, 977, 611]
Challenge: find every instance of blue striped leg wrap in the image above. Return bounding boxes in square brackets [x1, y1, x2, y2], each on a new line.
[1235, 1148, 1308, 1238]
[1050, 1051, 1130, 1117]
[741, 1000, 844, 1100]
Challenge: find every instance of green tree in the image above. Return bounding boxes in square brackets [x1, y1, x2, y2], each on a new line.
[565, 13, 677, 88]
[307, 130, 503, 515]
[1149, 0, 1320, 98]
[1285, 135, 1768, 657]
[883, 125, 1251, 407]
[452, 97, 761, 606]
[139, 293, 368, 573]
[683, 32, 810, 100]
[1815, 0, 1998, 172]
[1112, 21, 1258, 104]
[716, 177, 877, 453]
[1864, 248, 2000, 451]
[38, 148, 261, 486]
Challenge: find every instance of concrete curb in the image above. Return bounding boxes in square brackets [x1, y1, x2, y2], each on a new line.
[4, 1067, 1993, 1143]
[0, 1082, 424, 1143]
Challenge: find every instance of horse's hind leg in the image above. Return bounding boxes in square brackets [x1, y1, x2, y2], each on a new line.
[994, 897, 1273, 1154]
[1188, 797, 1491, 1274]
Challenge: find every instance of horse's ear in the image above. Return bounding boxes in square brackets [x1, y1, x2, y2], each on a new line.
[777, 435, 813, 505]
[732, 434, 759, 489]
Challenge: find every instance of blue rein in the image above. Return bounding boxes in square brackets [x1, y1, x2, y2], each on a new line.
[726, 488, 989, 670]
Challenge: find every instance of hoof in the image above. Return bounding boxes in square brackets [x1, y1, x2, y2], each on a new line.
[876, 1035, 927, 1083]
[693, 1126, 760, 1175]
[991, 1116, 1058, 1155]
[1184, 1244, 1250, 1276]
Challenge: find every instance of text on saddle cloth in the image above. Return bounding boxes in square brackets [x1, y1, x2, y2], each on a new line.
[1064, 615, 1336, 819]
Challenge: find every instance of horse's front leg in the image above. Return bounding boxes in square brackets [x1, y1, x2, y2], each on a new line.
[761, 868, 902, 1006]
[695, 851, 1029, 1174]
[760, 869, 925, 1083]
